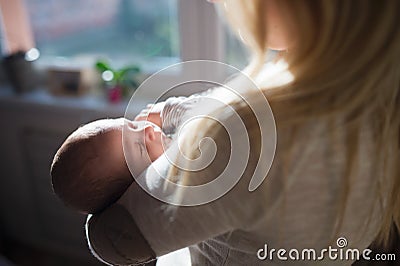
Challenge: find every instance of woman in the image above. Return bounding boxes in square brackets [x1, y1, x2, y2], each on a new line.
[86, 0, 400, 265]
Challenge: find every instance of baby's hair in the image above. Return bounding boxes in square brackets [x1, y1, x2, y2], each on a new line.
[51, 119, 132, 214]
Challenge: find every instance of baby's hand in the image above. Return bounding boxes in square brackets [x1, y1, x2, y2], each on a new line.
[135, 102, 165, 128]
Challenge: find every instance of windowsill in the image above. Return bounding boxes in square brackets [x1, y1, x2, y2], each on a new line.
[33, 55, 181, 76]
[0, 85, 148, 117]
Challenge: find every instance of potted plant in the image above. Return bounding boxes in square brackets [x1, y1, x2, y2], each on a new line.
[95, 60, 141, 103]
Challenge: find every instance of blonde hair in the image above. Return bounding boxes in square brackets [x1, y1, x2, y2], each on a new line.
[171, 0, 400, 246]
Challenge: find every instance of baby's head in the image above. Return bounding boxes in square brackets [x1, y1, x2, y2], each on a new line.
[51, 118, 165, 214]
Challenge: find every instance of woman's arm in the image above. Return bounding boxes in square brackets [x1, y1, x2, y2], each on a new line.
[86, 95, 265, 265]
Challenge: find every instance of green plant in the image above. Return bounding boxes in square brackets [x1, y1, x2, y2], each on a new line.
[95, 60, 141, 98]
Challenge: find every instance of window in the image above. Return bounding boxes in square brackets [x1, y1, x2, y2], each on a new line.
[25, 0, 249, 69]
[25, 0, 180, 71]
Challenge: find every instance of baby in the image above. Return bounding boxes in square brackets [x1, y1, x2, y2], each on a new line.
[51, 96, 197, 214]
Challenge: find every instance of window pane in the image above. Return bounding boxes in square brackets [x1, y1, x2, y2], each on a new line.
[25, 0, 179, 70]
[225, 29, 249, 70]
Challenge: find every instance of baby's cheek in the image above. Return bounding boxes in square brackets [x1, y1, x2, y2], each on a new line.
[145, 131, 168, 162]
[147, 144, 164, 162]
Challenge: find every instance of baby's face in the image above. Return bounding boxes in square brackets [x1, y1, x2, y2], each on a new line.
[124, 120, 167, 177]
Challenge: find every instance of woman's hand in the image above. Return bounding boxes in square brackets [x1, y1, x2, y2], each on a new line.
[134, 102, 165, 128]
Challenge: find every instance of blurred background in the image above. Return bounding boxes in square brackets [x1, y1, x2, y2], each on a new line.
[0, 0, 249, 265]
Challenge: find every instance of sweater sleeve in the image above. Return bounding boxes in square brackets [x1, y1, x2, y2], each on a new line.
[86, 95, 267, 264]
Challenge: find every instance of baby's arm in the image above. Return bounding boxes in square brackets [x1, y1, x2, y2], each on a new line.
[135, 96, 198, 136]
[160, 96, 197, 136]
[135, 88, 214, 135]
[135, 103, 164, 128]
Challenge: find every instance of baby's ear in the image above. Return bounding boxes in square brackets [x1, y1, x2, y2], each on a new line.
[144, 125, 155, 143]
